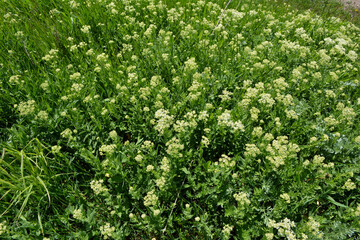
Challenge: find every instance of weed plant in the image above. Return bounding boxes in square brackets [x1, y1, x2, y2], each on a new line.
[0, 0, 359, 239]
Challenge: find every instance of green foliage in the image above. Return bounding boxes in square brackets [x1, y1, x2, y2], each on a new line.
[0, 0, 359, 239]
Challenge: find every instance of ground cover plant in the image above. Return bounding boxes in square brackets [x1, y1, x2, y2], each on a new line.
[0, 0, 360, 239]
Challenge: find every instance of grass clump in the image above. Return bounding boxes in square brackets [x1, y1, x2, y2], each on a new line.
[0, 0, 360, 239]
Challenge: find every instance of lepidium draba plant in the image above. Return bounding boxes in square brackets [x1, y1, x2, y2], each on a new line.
[0, 0, 359, 239]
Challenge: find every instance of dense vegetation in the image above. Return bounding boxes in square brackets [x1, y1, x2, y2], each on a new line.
[0, 0, 359, 239]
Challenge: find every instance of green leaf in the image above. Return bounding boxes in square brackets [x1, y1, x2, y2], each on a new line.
[242, 230, 251, 240]
[181, 167, 190, 175]
[37, 176, 51, 208]
[326, 196, 348, 208]
[225, 206, 235, 217]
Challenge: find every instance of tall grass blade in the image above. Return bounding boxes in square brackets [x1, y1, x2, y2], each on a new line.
[37, 176, 51, 208]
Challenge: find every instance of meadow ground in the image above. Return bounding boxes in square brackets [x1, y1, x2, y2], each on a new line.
[338, 0, 360, 9]
[0, 0, 359, 239]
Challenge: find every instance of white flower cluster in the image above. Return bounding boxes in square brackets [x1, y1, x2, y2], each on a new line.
[139, 87, 151, 100]
[135, 154, 143, 163]
[250, 107, 260, 120]
[9, 75, 21, 84]
[201, 136, 210, 148]
[341, 106, 356, 123]
[219, 90, 233, 102]
[181, 25, 197, 40]
[73, 208, 84, 221]
[187, 79, 202, 101]
[42, 49, 58, 61]
[86, 48, 94, 55]
[217, 110, 245, 132]
[354, 205, 360, 216]
[264, 133, 274, 142]
[166, 137, 184, 158]
[184, 57, 198, 72]
[70, 72, 81, 80]
[346, 50, 357, 62]
[60, 128, 73, 140]
[80, 25, 91, 34]
[324, 115, 339, 127]
[109, 130, 118, 140]
[0, 221, 6, 235]
[160, 157, 170, 173]
[303, 155, 334, 170]
[222, 224, 234, 239]
[106, 2, 118, 15]
[71, 83, 83, 92]
[36, 110, 48, 121]
[147, 76, 159, 89]
[252, 127, 263, 137]
[325, 90, 336, 98]
[258, 93, 275, 107]
[153, 209, 161, 216]
[280, 39, 310, 58]
[69, 0, 79, 8]
[342, 179, 356, 191]
[51, 145, 61, 153]
[167, 8, 182, 23]
[99, 144, 116, 155]
[233, 192, 250, 205]
[154, 109, 174, 135]
[14, 31, 24, 38]
[141, 140, 154, 150]
[306, 217, 322, 238]
[144, 190, 158, 207]
[265, 233, 274, 240]
[318, 49, 331, 65]
[312, 155, 325, 165]
[144, 24, 156, 38]
[144, 165, 153, 173]
[244, 86, 260, 99]
[174, 111, 198, 133]
[280, 193, 290, 203]
[244, 144, 261, 158]
[198, 110, 209, 121]
[268, 218, 298, 240]
[285, 109, 298, 120]
[99, 222, 115, 239]
[273, 77, 289, 90]
[40, 81, 49, 91]
[295, 27, 313, 43]
[15, 100, 36, 116]
[266, 136, 300, 169]
[218, 154, 235, 168]
[97, 53, 108, 62]
[90, 179, 109, 195]
[155, 176, 166, 190]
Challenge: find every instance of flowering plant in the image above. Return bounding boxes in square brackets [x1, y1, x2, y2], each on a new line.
[0, 0, 359, 239]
